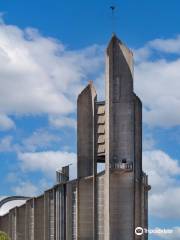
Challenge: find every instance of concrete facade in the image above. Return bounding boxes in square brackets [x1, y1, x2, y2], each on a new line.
[0, 35, 150, 240]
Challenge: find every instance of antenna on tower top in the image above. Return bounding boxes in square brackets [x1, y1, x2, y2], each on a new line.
[110, 5, 116, 12]
[110, 4, 116, 34]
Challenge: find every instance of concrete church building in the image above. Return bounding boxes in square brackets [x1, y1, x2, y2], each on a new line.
[0, 35, 150, 240]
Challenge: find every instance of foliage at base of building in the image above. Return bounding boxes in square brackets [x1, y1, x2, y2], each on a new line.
[0, 231, 10, 240]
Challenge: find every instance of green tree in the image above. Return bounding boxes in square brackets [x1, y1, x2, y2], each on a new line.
[0, 231, 10, 240]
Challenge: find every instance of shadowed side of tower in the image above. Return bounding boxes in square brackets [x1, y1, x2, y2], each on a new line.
[77, 82, 97, 178]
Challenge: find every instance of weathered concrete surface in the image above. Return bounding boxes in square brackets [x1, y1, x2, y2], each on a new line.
[25, 199, 35, 240]
[96, 172, 105, 240]
[66, 181, 77, 240]
[105, 35, 134, 167]
[9, 208, 17, 240]
[105, 35, 135, 240]
[34, 196, 44, 240]
[78, 178, 93, 240]
[77, 83, 97, 178]
[109, 171, 134, 240]
[0, 214, 9, 236]
[16, 205, 26, 240]
[56, 184, 66, 240]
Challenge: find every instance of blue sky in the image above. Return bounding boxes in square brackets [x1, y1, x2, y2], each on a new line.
[0, 0, 180, 239]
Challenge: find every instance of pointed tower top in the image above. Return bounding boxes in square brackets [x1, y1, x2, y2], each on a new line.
[107, 34, 132, 54]
[111, 32, 121, 42]
[78, 80, 97, 102]
[106, 34, 133, 76]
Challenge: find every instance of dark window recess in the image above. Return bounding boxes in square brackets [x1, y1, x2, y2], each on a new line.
[122, 158, 127, 163]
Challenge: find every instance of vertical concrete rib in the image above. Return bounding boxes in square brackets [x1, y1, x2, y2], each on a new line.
[25, 198, 35, 240]
[16, 205, 26, 240]
[134, 95, 143, 239]
[77, 82, 97, 240]
[77, 82, 97, 178]
[34, 196, 45, 240]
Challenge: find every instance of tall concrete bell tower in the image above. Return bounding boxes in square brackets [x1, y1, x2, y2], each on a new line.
[104, 34, 149, 240]
[77, 34, 150, 240]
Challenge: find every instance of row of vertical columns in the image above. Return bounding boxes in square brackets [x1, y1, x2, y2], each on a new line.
[2, 182, 79, 240]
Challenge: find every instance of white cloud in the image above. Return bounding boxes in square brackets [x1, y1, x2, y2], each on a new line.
[11, 178, 51, 197]
[23, 129, 61, 151]
[0, 113, 15, 130]
[0, 130, 61, 153]
[134, 47, 151, 63]
[49, 115, 76, 129]
[0, 21, 103, 121]
[149, 35, 180, 54]
[6, 172, 18, 182]
[143, 135, 156, 151]
[18, 151, 77, 178]
[0, 136, 14, 152]
[149, 188, 180, 219]
[135, 59, 180, 127]
[143, 149, 180, 219]
[143, 150, 180, 177]
[134, 35, 180, 62]
[134, 35, 180, 127]
[12, 181, 38, 196]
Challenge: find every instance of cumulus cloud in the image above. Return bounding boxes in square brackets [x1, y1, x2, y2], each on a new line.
[18, 151, 77, 179]
[143, 135, 156, 151]
[133, 47, 151, 63]
[0, 113, 15, 130]
[143, 149, 180, 219]
[12, 181, 38, 196]
[134, 35, 180, 127]
[135, 59, 180, 127]
[149, 188, 180, 219]
[134, 34, 180, 61]
[22, 129, 61, 151]
[143, 150, 180, 177]
[49, 115, 76, 129]
[149, 35, 180, 54]
[0, 136, 14, 152]
[0, 129, 62, 153]
[0, 21, 103, 120]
